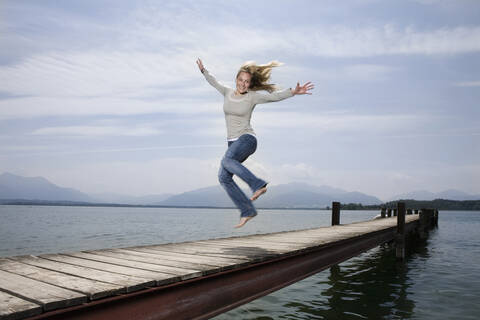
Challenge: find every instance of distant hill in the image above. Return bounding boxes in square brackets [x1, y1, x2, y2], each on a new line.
[158, 182, 383, 208]
[158, 185, 232, 207]
[0, 172, 173, 205]
[0, 172, 93, 202]
[389, 189, 480, 201]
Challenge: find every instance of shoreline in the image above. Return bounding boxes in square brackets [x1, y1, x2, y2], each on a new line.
[1, 199, 479, 211]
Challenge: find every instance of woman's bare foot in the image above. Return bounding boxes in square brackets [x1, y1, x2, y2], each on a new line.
[250, 186, 267, 201]
[234, 215, 255, 228]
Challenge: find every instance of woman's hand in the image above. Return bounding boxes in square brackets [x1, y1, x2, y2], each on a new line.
[196, 58, 205, 73]
[292, 81, 314, 95]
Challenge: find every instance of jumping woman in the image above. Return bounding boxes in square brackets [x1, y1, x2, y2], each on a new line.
[196, 58, 314, 228]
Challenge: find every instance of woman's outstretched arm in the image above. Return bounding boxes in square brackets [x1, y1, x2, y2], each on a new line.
[253, 81, 314, 104]
[196, 58, 228, 96]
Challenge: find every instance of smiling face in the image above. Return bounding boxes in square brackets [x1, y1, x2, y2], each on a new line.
[235, 71, 252, 94]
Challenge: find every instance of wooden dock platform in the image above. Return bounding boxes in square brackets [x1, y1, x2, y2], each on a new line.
[0, 208, 434, 320]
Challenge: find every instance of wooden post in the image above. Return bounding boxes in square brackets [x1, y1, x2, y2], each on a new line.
[396, 202, 406, 260]
[332, 202, 340, 226]
[387, 208, 392, 217]
[381, 207, 386, 218]
[434, 209, 439, 226]
[393, 208, 398, 217]
[418, 209, 428, 239]
[428, 209, 433, 226]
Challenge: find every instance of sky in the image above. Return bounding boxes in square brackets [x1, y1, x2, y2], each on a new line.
[0, 0, 479, 201]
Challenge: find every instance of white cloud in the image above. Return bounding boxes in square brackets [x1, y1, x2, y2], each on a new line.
[127, 4, 480, 57]
[342, 64, 396, 82]
[32, 125, 163, 137]
[0, 144, 225, 158]
[453, 81, 480, 87]
[0, 51, 197, 97]
[254, 111, 427, 135]
[0, 96, 219, 119]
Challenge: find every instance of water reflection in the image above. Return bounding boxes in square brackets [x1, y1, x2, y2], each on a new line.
[281, 243, 421, 320]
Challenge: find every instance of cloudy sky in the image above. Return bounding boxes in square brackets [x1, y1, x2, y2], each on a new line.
[1, 0, 479, 201]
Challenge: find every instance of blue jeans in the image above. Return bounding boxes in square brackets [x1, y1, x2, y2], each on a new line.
[218, 134, 267, 218]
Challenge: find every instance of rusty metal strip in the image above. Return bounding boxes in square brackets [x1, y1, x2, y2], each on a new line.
[27, 221, 418, 320]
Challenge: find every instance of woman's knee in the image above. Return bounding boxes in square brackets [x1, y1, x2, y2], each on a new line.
[221, 156, 234, 170]
[218, 167, 232, 184]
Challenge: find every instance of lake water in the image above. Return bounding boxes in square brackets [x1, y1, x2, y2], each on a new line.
[1, 205, 479, 319]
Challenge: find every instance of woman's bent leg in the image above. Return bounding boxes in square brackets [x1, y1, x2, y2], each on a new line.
[222, 135, 267, 194]
[218, 166, 257, 218]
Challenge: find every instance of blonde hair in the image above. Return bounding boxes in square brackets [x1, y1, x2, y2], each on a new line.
[236, 60, 283, 93]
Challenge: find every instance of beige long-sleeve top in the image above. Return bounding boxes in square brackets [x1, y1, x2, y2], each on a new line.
[203, 69, 294, 141]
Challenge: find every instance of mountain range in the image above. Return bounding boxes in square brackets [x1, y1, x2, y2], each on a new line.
[159, 182, 382, 208]
[1, 172, 478, 208]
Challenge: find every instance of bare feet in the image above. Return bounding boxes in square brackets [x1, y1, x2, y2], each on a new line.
[234, 215, 256, 228]
[250, 186, 267, 201]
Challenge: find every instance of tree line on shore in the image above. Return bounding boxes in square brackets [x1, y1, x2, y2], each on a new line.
[335, 199, 480, 211]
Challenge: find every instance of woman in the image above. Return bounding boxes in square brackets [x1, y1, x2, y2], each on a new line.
[196, 58, 314, 228]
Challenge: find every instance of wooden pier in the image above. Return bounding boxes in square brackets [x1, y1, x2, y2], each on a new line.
[0, 204, 437, 320]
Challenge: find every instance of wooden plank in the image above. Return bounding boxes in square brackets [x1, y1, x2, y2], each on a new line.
[253, 232, 341, 243]
[134, 243, 256, 259]
[266, 232, 346, 242]
[204, 238, 312, 252]
[105, 248, 215, 271]
[0, 259, 122, 301]
[328, 226, 380, 236]
[141, 245, 266, 262]
[10, 256, 154, 293]
[196, 241, 283, 254]
[203, 239, 297, 252]
[406, 215, 419, 223]
[130, 247, 248, 266]
[233, 228, 348, 241]
[297, 227, 384, 237]
[156, 242, 279, 260]
[211, 237, 306, 248]
[266, 229, 344, 238]
[0, 290, 42, 320]
[71, 251, 202, 281]
[200, 241, 302, 255]
[224, 236, 318, 246]
[0, 269, 86, 312]
[42, 254, 175, 286]
[194, 240, 289, 256]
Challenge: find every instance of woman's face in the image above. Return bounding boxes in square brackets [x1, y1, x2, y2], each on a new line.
[236, 71, 251, 94]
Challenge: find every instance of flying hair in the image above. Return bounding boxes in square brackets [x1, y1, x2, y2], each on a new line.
[236, 60, 283, 93]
